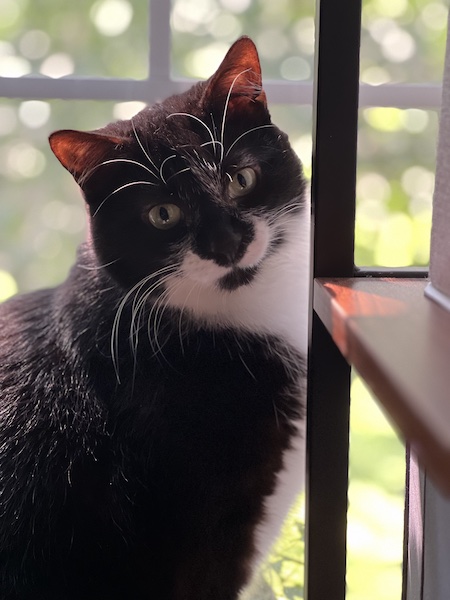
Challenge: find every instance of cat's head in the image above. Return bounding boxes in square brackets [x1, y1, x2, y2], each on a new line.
[49, 37, 305, 295]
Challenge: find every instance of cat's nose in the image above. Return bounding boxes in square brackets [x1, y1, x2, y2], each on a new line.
[197, 213, 251, 266]
[208, 227, 243, 266]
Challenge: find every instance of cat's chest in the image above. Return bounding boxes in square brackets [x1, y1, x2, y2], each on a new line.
[112, 327, 303, 426]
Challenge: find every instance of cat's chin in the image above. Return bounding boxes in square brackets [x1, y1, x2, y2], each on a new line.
[217, 266, 258, 291]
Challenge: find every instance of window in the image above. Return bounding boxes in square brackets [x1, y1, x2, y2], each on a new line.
[0, 1, 446, 598]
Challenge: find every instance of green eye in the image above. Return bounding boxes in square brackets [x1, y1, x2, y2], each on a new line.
[148, 203, 182, 230]
[228, 167, 257, 198]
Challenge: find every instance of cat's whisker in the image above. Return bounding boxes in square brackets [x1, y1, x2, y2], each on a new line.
[220, 68, 252, 163]
[225, 124, 275, 158]
[166, 113, 216, 152]
[97, 158, 160, 182]
[165, 167, 191, 183]
[131, 118, 161, 177]
[129, 271, 178, 359]
[200, 140, 224, 159]
[93, 181, 158, 218]
[129, 269, 179, 343]
[159, 154, 177, 185]
[151, 291, 171, 355]
[111, 265, 177, 382]
[173, 278, 200, 355]
[146, 288, 178, 369]
[77, 258, 120, 271]
[210, 112, 219, 143]
[111, 274, 155, 382]
[266, 203, 303, 227]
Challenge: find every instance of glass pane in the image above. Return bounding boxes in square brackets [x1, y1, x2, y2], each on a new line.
[171, 0, 315, 82]
[360, 0, 447, 84]
[347, 374, 405, 600]
[355, 107, 438, 267]
[271, 105, 313, 180]
[0, 0, 148, 79]
[0, 99, 139, 295]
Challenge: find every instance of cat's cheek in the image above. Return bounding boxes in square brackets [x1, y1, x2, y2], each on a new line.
[238, 219, 270, 268]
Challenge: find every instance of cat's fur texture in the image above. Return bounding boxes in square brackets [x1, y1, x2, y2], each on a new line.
[0, 37, 309, 600]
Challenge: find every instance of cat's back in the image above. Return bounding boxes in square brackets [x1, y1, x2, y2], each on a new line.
[0, 288, 58, 386]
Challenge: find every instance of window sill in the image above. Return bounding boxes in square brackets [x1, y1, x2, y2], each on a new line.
[314, 277, 450, 496]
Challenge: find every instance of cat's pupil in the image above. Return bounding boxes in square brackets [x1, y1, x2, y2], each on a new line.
[237, 173, 247, 188]
[159, 207, 170, 222]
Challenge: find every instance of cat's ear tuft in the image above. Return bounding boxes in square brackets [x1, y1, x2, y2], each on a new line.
[203, 36, 267, 113]
[49, 130, 124, 183]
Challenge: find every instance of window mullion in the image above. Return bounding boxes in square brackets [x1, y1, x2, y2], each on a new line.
[148, 0, 172, 87]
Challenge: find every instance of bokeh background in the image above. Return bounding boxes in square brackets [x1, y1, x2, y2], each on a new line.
[0, 0, 447, 598]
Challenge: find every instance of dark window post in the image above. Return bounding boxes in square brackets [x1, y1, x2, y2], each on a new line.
[305, 0, 362, 598]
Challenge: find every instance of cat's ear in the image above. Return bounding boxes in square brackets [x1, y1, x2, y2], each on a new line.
[49, 130, 124, 183]
[203, 36, 267, 114]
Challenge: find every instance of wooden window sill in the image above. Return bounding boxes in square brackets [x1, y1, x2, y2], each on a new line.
[314, 277, 450, 496]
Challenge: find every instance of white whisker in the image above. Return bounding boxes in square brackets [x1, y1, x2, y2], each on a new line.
[110, 264, 178, 382]
[77, 258, 120, 271]
[159, 154, 177, 185]
[220, 68, 252, 163]
[225, 124, 275, 158]
[129, 271, 178, 359]
[167, 113, 216, 151]
[166, 167, 191, 183]
[200, 140, 224, 157]
[97, 158, 159, 180]
[93, 181, 157, 218]
[175, 279, 200, 355]
[131, 119, 160, 175]
[146, 288, 177, 369]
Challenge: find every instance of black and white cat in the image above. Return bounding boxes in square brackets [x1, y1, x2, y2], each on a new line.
[0, 37, 309, 600]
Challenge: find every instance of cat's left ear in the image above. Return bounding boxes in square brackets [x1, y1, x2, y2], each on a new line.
[203, 36, 268, 114]
[49, 129, 124, 183]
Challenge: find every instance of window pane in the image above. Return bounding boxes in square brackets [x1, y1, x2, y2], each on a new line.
[360, 0, 447, 84]
[0, 99, 125, 294]
[347, 374, 405, 600]
[170, 0, 315, 82]
[355, 108, 438, 267]
[0, 0, 148, 79]
[271, 105, 313, 179]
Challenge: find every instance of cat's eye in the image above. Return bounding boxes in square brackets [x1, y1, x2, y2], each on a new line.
[228, 168, 257, 198]
[148, 203, 183, 230]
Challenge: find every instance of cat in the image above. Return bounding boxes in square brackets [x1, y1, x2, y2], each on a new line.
[0, 37, 309, 600]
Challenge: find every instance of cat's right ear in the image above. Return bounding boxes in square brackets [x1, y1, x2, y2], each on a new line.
[49, 130, 124, 183]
